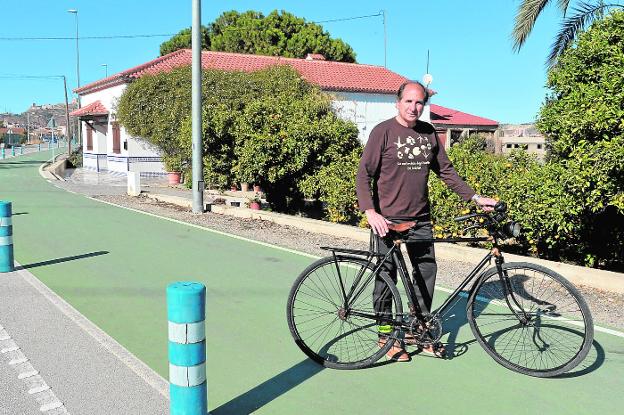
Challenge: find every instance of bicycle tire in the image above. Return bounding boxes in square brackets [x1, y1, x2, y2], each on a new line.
[287, 255, 404, 370]
[467, 262, 593, 377]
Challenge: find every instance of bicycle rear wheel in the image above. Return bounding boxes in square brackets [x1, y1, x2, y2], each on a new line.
[287, 255, 403, 370]
[468, 262, 593, 377]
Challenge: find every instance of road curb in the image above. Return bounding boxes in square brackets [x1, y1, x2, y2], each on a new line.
[13, 262, 169, 399]
[147, 192, 624, 294]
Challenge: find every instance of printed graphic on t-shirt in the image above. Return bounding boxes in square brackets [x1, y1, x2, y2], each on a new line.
[394, 134, 432, 170]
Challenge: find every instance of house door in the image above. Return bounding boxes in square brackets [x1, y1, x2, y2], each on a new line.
[86, 124, 93, 151]
[112, 122, 121, 154]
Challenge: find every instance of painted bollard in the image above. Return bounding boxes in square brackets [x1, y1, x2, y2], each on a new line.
[19, 146, 23, 155]
[1, 148, 4, 159]
[0, 201, 14, 273]
[11, 147, 15, 156]
[167, 282, 207, 415]
[38, 143, 41, 151]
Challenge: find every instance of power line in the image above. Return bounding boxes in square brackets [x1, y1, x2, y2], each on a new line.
[312, 12, 383, 24]
[0, 12, 384, 41]
[0, 75, 64, 80]
[0, 34, 175, 41]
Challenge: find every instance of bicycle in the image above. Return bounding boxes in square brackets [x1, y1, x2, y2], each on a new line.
[286, 202, 594, 377]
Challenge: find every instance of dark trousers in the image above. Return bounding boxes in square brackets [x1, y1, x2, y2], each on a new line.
[372, 220, 437, 322]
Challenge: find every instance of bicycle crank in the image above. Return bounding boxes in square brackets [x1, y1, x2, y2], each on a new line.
[408, 314, 442, 346]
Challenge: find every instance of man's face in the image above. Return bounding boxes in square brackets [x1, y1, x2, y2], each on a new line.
[395, 84, 426, 127]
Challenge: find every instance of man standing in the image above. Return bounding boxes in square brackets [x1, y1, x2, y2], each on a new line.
[356, 81, 495, 361]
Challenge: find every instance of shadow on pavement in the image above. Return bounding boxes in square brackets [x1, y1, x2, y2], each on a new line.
[210, 359, 324, 415]
[554, 338, 605, 378]
[16, 251, 109, 270]
[12, 212, 28, 216]
[438, 291, 604, 377]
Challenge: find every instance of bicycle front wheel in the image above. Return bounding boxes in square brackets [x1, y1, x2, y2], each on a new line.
[287, 255, 403, 370]
[468, 262, 593, 377]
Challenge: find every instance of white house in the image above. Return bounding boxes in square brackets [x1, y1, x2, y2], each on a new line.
[71, 49, 497, 175]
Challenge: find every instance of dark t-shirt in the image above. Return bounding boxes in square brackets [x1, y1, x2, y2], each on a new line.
[356, 118, 475, 219]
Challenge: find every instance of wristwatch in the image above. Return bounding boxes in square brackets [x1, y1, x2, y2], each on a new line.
[471, 194, 481, 203]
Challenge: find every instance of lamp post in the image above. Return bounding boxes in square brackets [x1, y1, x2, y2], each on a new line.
[68, 9, 81, 146]
[101, 63, 108, 78]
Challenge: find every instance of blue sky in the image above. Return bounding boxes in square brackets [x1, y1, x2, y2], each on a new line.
[0, 0, 561, 123]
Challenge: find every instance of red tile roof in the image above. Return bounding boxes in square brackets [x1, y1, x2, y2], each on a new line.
[75, 49, 408, 95]
[430, 104, 498, 127]
[0, 127, 26, 135]
[69, 100, 109, 117]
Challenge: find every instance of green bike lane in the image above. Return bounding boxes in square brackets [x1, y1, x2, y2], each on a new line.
[2, 151, 623, 414]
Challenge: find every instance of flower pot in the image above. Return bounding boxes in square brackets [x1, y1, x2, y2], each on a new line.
[168, 171, 181, 185]
[253, 184, 261, 193]
[241, 182, 249, 192]
[250, 201, 261, 210]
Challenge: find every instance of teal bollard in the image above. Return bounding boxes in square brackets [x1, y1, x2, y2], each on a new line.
[19, 146, 23, 155]
[38, 143, 41, 151]
[167, 282, 207, 415]
[0, 201, 14, 273]
[11, 147, 15, 156]
[1, 148, 4, 159]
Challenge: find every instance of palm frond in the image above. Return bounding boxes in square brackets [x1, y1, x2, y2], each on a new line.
[547, 2, 624, 66]
[513, 0, 557, 52]
[558, 0, 573, 16]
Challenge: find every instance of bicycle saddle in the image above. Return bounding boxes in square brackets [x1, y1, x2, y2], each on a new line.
[387, 221, 416, 233]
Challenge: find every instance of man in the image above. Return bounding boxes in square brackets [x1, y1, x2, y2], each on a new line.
[356, 81, 496, 361]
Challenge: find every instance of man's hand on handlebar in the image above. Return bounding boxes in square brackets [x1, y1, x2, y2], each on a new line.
[474, 196, 498, 212]
[365, 209, 392, 237]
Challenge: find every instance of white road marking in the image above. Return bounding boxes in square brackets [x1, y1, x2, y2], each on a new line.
[40, 401, 63, 412]
[18, 370, 39, 379]
[0, 322, 68, 413]
[29, 385, 51, 394]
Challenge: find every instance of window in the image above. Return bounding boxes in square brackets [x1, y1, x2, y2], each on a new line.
[112, 122, 121, 154]
[537, 144, 543, 149]
[506, 144, 512, 149]
[86, 124, 93, 151]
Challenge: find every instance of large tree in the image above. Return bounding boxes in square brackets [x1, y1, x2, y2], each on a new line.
[537, 10, 624, 267]
[512, 0, 623, 66]
[160, 9, 356, 62]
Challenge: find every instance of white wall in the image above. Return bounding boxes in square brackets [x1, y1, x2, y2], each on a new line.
[330, 92, 397, 143]
[80, 83, 165, 174]
[330, 91, 432, 144]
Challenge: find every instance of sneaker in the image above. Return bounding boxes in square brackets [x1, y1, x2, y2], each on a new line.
[378, 337, 410, 362]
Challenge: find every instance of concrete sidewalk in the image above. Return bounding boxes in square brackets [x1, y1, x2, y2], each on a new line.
[0, 263, 168, 414]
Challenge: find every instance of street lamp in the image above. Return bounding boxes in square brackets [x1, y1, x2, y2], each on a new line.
[68, 9, 81, 145]
[101, 63, 108, 78]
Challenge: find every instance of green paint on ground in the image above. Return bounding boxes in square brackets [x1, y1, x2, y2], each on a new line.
[2, 152, 623, 414]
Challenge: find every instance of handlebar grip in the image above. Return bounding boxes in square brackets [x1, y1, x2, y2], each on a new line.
[454, 213, 478, 222]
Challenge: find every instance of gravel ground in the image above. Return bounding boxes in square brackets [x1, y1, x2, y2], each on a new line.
[90, 193, 624, 331]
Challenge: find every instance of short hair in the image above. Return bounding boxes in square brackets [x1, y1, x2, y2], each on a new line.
[397, 81, 429, 103]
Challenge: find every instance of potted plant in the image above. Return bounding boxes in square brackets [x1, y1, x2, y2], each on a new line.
[247, 193, 262, 210]
[164, 155, 183, 185]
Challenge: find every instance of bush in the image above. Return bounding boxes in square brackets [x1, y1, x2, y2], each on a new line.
[300, 148, 363, 224]
[66, 146, 83, 168]
[117, 65, 360, 213]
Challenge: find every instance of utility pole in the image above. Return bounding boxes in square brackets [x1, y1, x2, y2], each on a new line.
[382, 10, 387, 68]
[63, 76, 71, 156]
[191, 0, 204, 213]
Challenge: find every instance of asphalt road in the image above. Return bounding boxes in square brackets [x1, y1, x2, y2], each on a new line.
[1, 150, 623, 415]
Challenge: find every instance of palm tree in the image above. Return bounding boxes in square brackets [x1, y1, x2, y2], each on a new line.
[512, 0, 623, 66]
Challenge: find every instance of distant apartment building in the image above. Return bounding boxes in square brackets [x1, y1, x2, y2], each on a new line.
[495, 123, 546, 159]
